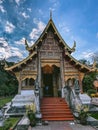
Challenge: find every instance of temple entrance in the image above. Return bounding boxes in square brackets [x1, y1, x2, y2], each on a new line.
[43, 73, 53, 97]
[42, 64, 60, 97]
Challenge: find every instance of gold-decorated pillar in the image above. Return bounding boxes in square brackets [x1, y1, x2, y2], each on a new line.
[38, 50, 42, 98]
[38, 51, 41, 87]
[60, 54, 65, 97]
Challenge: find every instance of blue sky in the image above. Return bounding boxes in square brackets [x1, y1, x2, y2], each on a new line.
[0, 0, 98, 62]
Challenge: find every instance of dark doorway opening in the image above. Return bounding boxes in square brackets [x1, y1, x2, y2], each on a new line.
[43, 73, 53, 97]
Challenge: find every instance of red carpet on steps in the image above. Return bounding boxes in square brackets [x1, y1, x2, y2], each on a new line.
[40, 97, 74, 121]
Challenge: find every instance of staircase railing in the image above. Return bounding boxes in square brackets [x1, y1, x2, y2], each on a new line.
[34, 76, 42, 124]
[63, 79, 82, 112]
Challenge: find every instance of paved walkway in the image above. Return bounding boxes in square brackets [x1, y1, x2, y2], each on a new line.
[28, 121, 97, 130]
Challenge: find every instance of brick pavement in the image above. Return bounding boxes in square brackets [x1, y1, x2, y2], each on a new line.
[28, 121, 96, 130]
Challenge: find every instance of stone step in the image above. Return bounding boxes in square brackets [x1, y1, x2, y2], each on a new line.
[41, 105, 69, 109]
[41, 97, 74, 121]
[42, 117, 74, 121]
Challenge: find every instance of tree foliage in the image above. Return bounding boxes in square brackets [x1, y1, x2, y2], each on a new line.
[0, 61, 18, 97]
[82, 71, 98, 92]
[79, 59, 90, 66]
[90, 51, 98, 68]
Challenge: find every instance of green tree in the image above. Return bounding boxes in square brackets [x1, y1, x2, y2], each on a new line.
[82, 71, 98, 92]
[79, 59, 90, 66]
[0, 60, 18, 97]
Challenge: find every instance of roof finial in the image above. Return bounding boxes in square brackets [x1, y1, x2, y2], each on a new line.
[50, 9, 52, 19]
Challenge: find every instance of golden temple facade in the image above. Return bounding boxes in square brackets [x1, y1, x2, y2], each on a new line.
[5, 17, 96, 97]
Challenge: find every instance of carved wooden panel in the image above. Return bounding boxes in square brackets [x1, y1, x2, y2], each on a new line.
[21, 75, 36, 80]
[22, 57, 37, 71]
[40, 31, 61, 59]
[21, 71, 36, 75]
[64, 60, 78, 72]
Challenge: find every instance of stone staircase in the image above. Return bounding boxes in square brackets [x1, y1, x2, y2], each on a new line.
[40, 97, 74, 121]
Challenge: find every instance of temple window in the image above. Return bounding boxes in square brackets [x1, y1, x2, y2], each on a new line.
[29, 78, 35, 86]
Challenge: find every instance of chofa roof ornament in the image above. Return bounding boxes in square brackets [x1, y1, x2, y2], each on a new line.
[25, 39, 31, 51]
[71, 40, 76, 52]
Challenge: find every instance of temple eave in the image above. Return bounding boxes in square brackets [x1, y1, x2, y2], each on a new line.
[5, 51, 37, 71]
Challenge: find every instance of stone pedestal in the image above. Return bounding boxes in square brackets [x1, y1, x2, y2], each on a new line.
[12, 90, 35, 107]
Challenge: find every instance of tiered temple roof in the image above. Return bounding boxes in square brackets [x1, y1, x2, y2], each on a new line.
[5, 18, 97, 72]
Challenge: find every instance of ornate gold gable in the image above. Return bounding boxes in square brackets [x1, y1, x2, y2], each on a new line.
[42, 65, 53, 74]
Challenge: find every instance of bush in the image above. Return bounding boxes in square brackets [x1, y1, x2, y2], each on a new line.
[91, 93, 98, 97]
[3, 122, 12, 130]
[27, 110, 36, 126]
[82, 72, 98, 92]
[87, 89, 96, 96]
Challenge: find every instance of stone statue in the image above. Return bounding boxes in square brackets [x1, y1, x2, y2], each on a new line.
[74, 79, 80, 95]
[35, 76, 39, 90]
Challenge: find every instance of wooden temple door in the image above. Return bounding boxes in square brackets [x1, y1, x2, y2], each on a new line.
[43, 73, 53, 97]
[42, 64, 60, 97]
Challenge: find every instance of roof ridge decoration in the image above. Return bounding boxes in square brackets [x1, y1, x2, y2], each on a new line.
[71, 41, 76, 52]
[50, 9, 52, 20]
[27, 16, 75, 54]
[4, 15, 98, 72]
[66, 52, 91, 71]
[5, 51, 37, 71]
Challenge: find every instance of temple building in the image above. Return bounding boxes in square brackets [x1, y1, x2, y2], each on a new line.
[5, 16, 95, 98]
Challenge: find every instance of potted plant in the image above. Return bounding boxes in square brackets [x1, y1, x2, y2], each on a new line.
[27, 110, 36, 127]
[76, 104, 89, 125]
[26, 103, 36, 127]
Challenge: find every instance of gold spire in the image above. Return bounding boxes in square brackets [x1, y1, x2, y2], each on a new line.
[50, 9, 52, 19]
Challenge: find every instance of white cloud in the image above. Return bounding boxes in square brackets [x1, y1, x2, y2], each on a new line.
[0, 5, 6, 13]
[5, 21, 15, 33]
[72, 50, 94, 63]
[0, 0, 4, 4]
[10, 46, 23, 58]
[96, 32, 98, 38]
[0, 37, 23, 60]
[0, 37, 11, 59]
[27, 8, 32, 12]
[82, 51, 94, 59]
[30, 41, 34, 45]
[15, 0, 21, 5]
[38, 9, 43, 15]
[49, 0, 60, 12]
[33, 18, 45, 30]
[0, 37, 8, 47]
[49, 0, 59, 6]
[59, 23, 70, 33]
[15, 37, 25, 45]
[29, 19, 46, 44]
[21, 12, 29, 19]
[29, 28, 39, 41]
[49, 7, 55, 13]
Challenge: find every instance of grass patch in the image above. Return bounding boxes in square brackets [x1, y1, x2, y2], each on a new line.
[91, 113, 98, 120]
[0, 117, 20, 130]
[0, 96, 13, 108]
